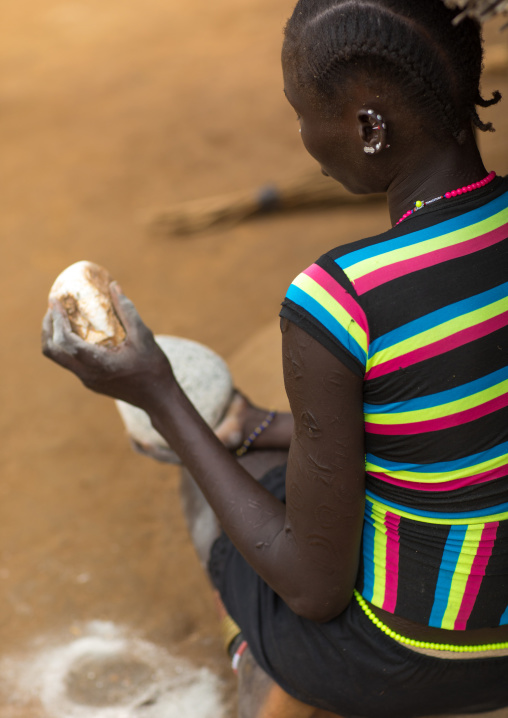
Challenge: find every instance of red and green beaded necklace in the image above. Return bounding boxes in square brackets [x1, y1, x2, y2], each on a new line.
[395, 170, 497, 226]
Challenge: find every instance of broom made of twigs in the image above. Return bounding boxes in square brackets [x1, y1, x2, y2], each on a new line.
[150, 172, 385, 237]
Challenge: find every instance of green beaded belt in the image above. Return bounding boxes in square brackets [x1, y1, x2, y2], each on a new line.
[354, 590, 508, 653]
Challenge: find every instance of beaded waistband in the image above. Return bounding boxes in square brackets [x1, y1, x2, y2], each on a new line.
[354, 590, 508, 654]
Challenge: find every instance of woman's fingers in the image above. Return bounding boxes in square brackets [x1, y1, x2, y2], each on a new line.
[109, 282, 152, 344]
[42, 304, 118, 388]
[50, 306, 80, 353]
[41, 306, 81, 368]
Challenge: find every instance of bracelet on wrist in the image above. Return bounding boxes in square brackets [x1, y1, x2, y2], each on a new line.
[235, 410, 277, 457]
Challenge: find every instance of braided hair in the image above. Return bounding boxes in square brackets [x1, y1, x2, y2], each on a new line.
[283, 0, 501, 141]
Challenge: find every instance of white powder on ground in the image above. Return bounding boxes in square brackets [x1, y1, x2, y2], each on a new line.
[0, 621, 226, 718]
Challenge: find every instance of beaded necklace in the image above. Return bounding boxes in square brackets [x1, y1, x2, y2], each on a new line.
[395, 170, 497, 226]
[354, 590, 508, 652]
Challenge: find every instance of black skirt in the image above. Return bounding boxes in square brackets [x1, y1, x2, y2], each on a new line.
[208, 464, 508, 718]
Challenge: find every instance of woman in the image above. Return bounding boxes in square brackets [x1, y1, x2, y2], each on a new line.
[42, 1, 508, 716]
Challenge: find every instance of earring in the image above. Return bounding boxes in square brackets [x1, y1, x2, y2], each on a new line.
[362, 109, 388, 155]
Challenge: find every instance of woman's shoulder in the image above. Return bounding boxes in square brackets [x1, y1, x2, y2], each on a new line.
[320, 174, 508, 290]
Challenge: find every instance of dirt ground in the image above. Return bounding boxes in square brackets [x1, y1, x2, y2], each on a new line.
[0, 2, 507, 715]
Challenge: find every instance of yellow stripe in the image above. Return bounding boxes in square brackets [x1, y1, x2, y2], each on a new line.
[366, 453, 508, 484]
[441, 525, 483, 629]
[364, 378, 508, 426]
[367, 496, 508, 526]
[371, 507, 388, 607]
[366, 296, 507, 373]
[347, 208, 508, 283]
[293, 273, 368, 353]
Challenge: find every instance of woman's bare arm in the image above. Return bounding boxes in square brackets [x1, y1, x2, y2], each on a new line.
[42, 289, 365, 621]
[278, 318, 365, 619]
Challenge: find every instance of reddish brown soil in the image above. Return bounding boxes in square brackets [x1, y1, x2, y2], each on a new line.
[0, 2, 507, 714]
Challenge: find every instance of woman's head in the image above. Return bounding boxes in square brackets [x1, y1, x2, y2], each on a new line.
[283, 0, 500, 144]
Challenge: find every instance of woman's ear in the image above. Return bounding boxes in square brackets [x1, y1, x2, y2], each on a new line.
[357, 109, 389, 154]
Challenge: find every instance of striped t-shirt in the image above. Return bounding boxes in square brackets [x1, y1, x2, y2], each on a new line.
[280, 176, 508, 631]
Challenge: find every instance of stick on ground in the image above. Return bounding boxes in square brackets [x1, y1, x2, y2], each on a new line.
[443, 0, 508, 23]
[149, 172, 384, 237]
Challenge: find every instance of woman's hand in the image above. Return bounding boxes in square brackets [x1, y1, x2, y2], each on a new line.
[41, 283, 174, 412]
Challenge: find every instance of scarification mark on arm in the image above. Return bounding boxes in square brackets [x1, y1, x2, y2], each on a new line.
[301, 410, 322, 438]
[287, 349, 305, 381]
[333, 439, 349, 464]
[307, 453, 335, 486]
[246, 499, 277, 529]
[314, 504, 340, 529]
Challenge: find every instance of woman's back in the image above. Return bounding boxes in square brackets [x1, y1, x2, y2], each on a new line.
[282, 176, 508, 631]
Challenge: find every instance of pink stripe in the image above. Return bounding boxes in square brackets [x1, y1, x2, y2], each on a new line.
[382, 512, 400, 612]
[303, 264, 369, 341]
[454, 522, 499, 630]
[354, 223, 508, 296]
[368, 464, 508, 492]
[366, 311, 508, 381]
[365, 392, 508, 435]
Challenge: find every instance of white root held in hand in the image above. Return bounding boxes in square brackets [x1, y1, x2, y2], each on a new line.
[48, 262, 234, 464]
[49, 261, 126, 347]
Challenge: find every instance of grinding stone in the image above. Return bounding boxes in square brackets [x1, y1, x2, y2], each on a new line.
[115, 335, 234, 463]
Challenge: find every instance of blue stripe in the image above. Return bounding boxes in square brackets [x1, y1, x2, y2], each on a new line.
[429, 525, 468, 628]
[500, 604, 508, 626]
[366, 440, 508, 475]
[369, 281, 508, 356]
[285, 284, 367, 366]
[361, 500, 376, 602]
[336, 192, 508, 271]
[364, 366, 508, 415]
[365, 490, 508, 520]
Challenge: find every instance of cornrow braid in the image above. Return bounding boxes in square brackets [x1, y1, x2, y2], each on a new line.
[307, 8, 464, 140]
[284, 0, 501, 139]
[476, 89, 503, 107]
[473, 89, 502, 131]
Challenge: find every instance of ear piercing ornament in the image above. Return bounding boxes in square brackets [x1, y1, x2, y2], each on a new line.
[363, 109, 387, 156]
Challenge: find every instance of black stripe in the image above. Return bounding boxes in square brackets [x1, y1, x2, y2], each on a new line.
[365, 326, 508, 402]
[395, 518, 450, 624]
[366, 405, 508, 464]
[366, 474, 508, 513]
[466, 520, 508, 629]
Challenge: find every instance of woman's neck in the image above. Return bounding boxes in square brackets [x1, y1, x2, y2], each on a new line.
[387, 134, 488, 226]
